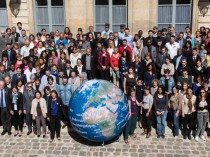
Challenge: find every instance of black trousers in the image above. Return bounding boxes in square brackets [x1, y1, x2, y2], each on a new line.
[26, 112, 36, 132]
[12, 111, 23, 131]
[50, 116, 61, 140]
[86, 70, 95, 80]
[141, 108, 152, 132]
[62, 106, 70, 126]
[99, 69, 110, 81]
[1, 108, 11, 132]
[183, 112, 195, 135]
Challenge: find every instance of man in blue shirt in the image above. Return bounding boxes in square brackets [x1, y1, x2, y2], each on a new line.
[101, 23, 112, 39]
[118, 24, 125, 40]
[122, 28, 133, 48]
[57, 76, 73, 128]
[55, 33, 68, 49]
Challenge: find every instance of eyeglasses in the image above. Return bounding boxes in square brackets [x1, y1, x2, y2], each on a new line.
[28, 86, 32, 88]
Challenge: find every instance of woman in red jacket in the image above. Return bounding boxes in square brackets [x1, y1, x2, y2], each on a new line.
[97, 46, 110, 81]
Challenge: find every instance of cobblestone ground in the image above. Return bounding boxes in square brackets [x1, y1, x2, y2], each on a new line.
[0, 125, 210, 157]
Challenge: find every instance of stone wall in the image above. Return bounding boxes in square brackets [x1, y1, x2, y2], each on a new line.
[6, 0, 34, 34]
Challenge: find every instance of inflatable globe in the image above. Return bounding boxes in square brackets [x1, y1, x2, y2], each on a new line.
[69, 79, 129, 142]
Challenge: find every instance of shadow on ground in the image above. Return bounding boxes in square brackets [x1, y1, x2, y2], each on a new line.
[67, 127, 120, 146]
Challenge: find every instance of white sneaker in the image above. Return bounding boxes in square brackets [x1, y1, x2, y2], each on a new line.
[195, 136, 199, 142]
[200, 135, 206, 141]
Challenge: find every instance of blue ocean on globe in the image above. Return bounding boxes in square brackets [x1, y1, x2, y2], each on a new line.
[68, 79, 129, 142]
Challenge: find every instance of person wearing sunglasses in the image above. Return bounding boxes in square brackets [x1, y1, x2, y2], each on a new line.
[195, 89, 209, 141]
[23, 82, 36, 135]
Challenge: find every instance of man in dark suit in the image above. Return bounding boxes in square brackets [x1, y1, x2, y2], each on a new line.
[175, 32, 187, 49]
[23, 82, 36, 135]
[1, 55, 11, 71]
[113, 32, 122, 47]
[0, 80, 11, 135]
[11, 26, 20, 43]
[82, 47, 96, 80]
[0, 64, 10, 81]
[11, 67, 27, 86]
[86, 25, 97, 40]
[2, 43, 17, 64]
[156, 46, 170, 72]
[64, 60, 73, 78]
[187, 48, 201, 69]
[92, 32, 108, 49]
[144, 30, 156, 46]
[173, 48, 186, 70]
[166, 26, 178, 43]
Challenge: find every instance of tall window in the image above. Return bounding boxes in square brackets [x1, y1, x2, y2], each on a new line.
[0, 0, 8, 31]
[94, 0, 127, 32]
[34, 0, 65, 33]
[158, 0, 192, 33]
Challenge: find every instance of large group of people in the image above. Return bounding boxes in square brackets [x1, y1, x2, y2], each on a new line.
[0, 21, 210, 144]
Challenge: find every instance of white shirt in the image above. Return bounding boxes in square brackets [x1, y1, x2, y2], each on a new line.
[20, 46, 30, 58]
[70, 53, 82, 68]
[38, 47, 45, 56]
[165, 42, 180, 59]
[24, 68, 36, 82]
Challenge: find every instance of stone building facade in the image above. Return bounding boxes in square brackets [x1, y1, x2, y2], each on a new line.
[0, 0, 210, 36]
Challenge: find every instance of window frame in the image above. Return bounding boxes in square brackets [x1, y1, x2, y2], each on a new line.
[157, 0, 192, 32]
[0, 0, 8, 30]
[93, 0, 128, 32]
[33, 0, 65, 33]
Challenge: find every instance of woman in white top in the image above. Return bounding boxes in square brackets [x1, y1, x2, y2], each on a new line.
[182, 87, 196, 140]
[195, 89, 209, 141]
[161, 56, 175, 76]
[132, 41, 143, 61]
[37, 41, 45, 56]
[31, 91, 47, 138]
[107, 40, 114, 56]
[69, 46, 81, 68]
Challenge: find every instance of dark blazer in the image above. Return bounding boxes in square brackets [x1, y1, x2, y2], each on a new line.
[131, 61, 143, 80]
[187, 55, 201, 69]
[82, 54, 97, 73]
[47, 97, 63, 118]
[113, 38, 123, 47]
[8, 92, 23, 111]
[58, 59, 67, 70]
[156, 52, 170, 70]
[2, 49, 17, 64]
[64, 67, 73, 78]
[12, 74, 27, 86]
[23, 89, 36, 113]
[175, 38, 187, 48]
[172, 55, 186, 69]
[12, 32, 20, 43]
[93, 38, 108, 49]
[86, 32, 97, 40]
[74, 65, 86, 75]
[2, 87, 11, 111]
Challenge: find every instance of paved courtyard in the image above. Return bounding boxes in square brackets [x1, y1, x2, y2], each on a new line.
[0, 125, 210, 157]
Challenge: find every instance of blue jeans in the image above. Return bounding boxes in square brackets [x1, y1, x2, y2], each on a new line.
[157, 110, 168, 135]
[171, 109, 180, 136]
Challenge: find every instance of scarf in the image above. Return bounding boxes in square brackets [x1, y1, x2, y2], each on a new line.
[12, 92, 18, 104]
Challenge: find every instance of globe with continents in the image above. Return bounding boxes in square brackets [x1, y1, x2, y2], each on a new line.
[69, 79, 129, 142]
